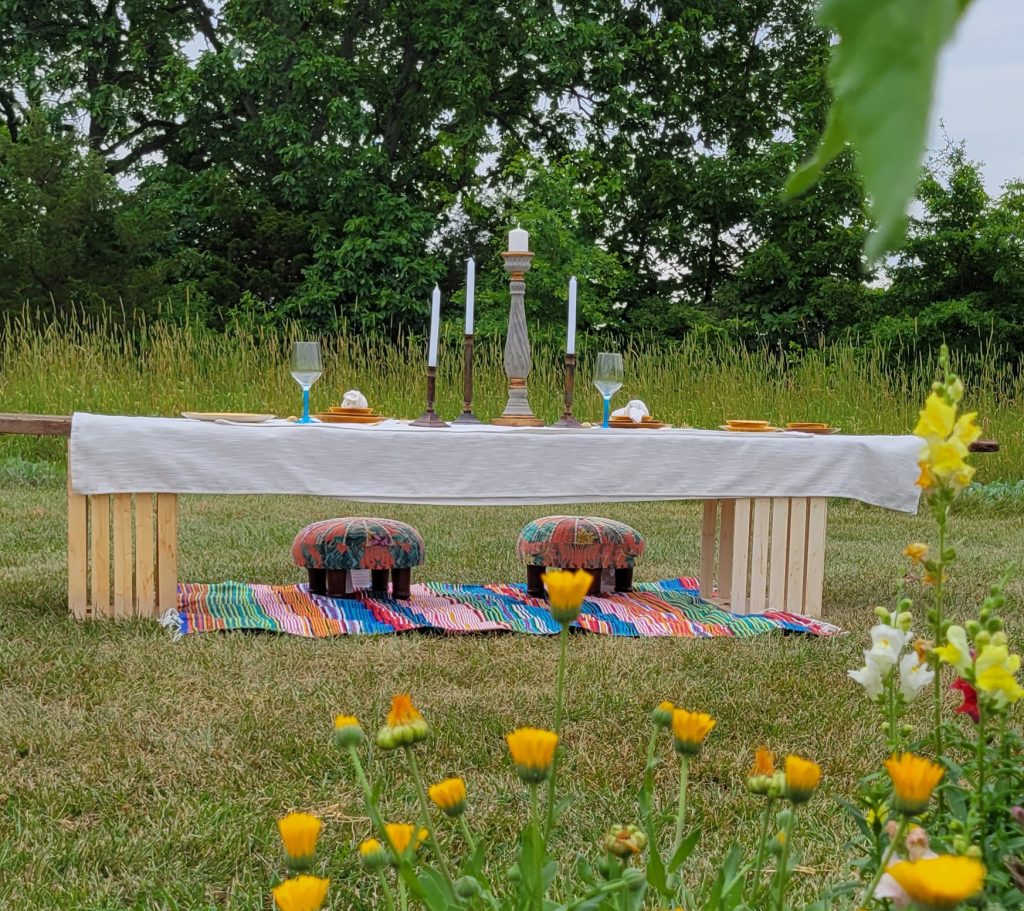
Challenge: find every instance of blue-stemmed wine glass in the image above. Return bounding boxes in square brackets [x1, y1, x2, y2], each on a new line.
[593, 352, 624, 428]
[291, 341, 322, 424]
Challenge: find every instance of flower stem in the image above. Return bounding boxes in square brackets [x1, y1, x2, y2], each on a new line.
[931, 511, 948, 760]
[749, 797, 775, 897]
[404, 746, 454, 883]
[773, 808, 797, 911]
[459, 816, 478, 854]
[378, 872, 398, 911]
[530, 783, 541, 833]
[544, 624, 570, 840]
[860, 816, 910, 908]
[398, 876, 408, 911]
[347, 745, 387, 841]
[973, 700, 986, 843]
[642, 725, 659, 795]
[672, 753, 690, 855]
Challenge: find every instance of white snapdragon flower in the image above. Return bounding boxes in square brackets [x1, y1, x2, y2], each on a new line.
[849, 652, 886, 701]
[898, 650, 934, 702]
[868, 624, 907, 673]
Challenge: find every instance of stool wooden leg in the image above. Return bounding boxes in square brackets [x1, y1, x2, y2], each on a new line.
[307, 568, 326, 595]
[391, 568, 411, 600]
[585, 569, 602, 595]
[371, 569, 390, 592]
[526, 565, 545, 597]
[325, 570, 348, 597]
[614, 568, 634, 593]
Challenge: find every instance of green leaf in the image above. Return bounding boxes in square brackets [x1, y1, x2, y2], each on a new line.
[667, 826, 702, 874]
[795, 0, 966, 258]
[785, 102, 848, 198]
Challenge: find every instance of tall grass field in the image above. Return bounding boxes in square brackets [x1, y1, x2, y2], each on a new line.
[2, 312, 1022, 480]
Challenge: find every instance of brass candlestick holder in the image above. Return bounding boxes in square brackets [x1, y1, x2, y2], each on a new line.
[552, 352, 583, 427]
[492, 251, 544, 426]
[453, 333, 482, 424]
[411, 365, 449, 427]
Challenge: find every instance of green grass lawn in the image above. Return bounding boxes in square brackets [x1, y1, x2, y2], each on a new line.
[1, 474, 1022, 910]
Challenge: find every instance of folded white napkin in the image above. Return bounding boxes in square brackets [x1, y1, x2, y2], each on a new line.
[611, 399, 649, 423]
[342, 389, 369, 409]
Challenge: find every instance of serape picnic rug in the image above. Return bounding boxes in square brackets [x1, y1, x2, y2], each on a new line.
[167, 577, 842, 639]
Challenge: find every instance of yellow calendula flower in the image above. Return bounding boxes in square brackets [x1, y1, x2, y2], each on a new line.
[904, 542, 929, 565]
[428, 777, 468, 818]
[651, 700, 675, 728]
[358, 837, 389, 872]
[271, 875, 330, 911]
[975, 644, 1024, 708]
[784, 755, 822, 804]
[671, 709, 715, 756]
[885, 855, 985, 909]
[884, 753, 944, 816]
[332, 714, 363, 747]
[384, 823, 428, 860]
[277, 812, 322, 870]
[376, 693, 430, 750]
[506, 727, 559, 784]
[542, 568, 593, 625]
[913, 392, 956, 441]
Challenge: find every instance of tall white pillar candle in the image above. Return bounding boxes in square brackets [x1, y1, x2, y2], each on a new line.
[508, 227, 529, 252]
[427, 285, 441, 367]
[567, 276, 578, 355]
[465, 258, 475, 334]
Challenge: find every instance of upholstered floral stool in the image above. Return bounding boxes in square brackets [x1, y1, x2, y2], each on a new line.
[291, 518, 425, 599]
[516, 515, 646, 597]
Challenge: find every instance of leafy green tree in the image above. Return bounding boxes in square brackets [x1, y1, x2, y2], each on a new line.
[874, 144, 1024, 353]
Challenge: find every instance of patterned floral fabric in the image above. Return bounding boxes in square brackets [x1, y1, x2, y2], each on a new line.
[516, 516, 646, 569]
[292, 518, 425, 571]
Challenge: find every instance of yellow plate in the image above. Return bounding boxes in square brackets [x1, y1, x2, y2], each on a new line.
[726, 419, 770, 429]
[786, 422, 829, 430]
[182, 412, 276, 423]
[719, 424, 781, 432]
[313, 412, 386, 424]
[609, 418, 669, 429]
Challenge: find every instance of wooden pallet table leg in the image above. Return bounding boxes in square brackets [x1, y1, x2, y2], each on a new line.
[729, 498, 752, 614]
[67, 471, 89, 620]
[785, 497, 808, 614]
[803, 498, 829, 618]
[112, 493, 134, 618]
[135, 494, 156, 617]
[157, 494, 179, 614]
[767, 498, 790, 611]
[717, 499, 736, 607]
[699, 499, 718, 600]
[90, 494, 111, 618]
[748, 497, 771, 613]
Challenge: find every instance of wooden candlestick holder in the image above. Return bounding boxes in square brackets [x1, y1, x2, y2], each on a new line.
[411, 365, 449, 427]
[453, 333, 482, 424]
[552, 352, 583, 427]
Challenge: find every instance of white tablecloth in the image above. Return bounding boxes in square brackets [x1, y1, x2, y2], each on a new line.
[69, 413, 923, 512]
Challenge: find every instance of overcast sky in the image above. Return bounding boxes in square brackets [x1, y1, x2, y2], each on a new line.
[932, 0, 1023, 190]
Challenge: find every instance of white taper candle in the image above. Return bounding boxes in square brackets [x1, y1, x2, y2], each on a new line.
[465, 258, 475, 334]
[567, 276, 578, 355]
[427, 285, 441, 367]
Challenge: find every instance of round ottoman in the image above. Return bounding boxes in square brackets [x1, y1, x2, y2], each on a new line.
[291, 518, 425, 599]
[516, 515, 646, 596]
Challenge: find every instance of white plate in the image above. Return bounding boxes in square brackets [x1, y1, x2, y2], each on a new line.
[181, 412, 276, 423]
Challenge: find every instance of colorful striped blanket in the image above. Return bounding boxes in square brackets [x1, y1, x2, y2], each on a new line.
[166, 578, 841, 639]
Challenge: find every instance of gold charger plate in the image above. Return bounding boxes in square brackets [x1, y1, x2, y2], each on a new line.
[718, 424, 781, 433]
[609, 418, 670, 429]
[313, 412, 386, 424]
[182, 412, 276, 423]
[794, 426, 839, 435]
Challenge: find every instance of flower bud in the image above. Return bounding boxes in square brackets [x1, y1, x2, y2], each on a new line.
[602, 825, 648, 858]
[897, 611, 914, 632]
[965, 620, 981, 637]
[991, 630, 1007, 647]
[975, 631, 991, 648]
[358, 838, 389, 873]
[965, 845, 983, 859]
[454, 876, 482, 900]
[621, 868, 646, 892]
[333, 715, 364, 749]
[651, 701, 675, 728]
[952, 835, 969, 853]
[874, 606, 890, 623]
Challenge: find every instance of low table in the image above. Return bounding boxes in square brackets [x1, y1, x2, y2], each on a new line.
[6, 411, 997, 622]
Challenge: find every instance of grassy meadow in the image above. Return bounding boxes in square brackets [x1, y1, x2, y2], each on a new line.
[1, 315, 1023, 910]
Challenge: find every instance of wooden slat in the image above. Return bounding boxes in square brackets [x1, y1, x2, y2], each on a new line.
[717, 499, 736, 606]
[729, 498, 752, 614]
[786, 498, 808, 614]
[803, 498, 829, 618]
[112, 493, 134, 619]
[699, 500, 718, 599]
[135, 494, 156, 617]
[768, 498, 790, 610]
[748, 497, 771, 613]
[67, 471, 89, 620]
[157, 494, 179, 613]
[0, 413, 72, 436]
[90, 494, 111, 618]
